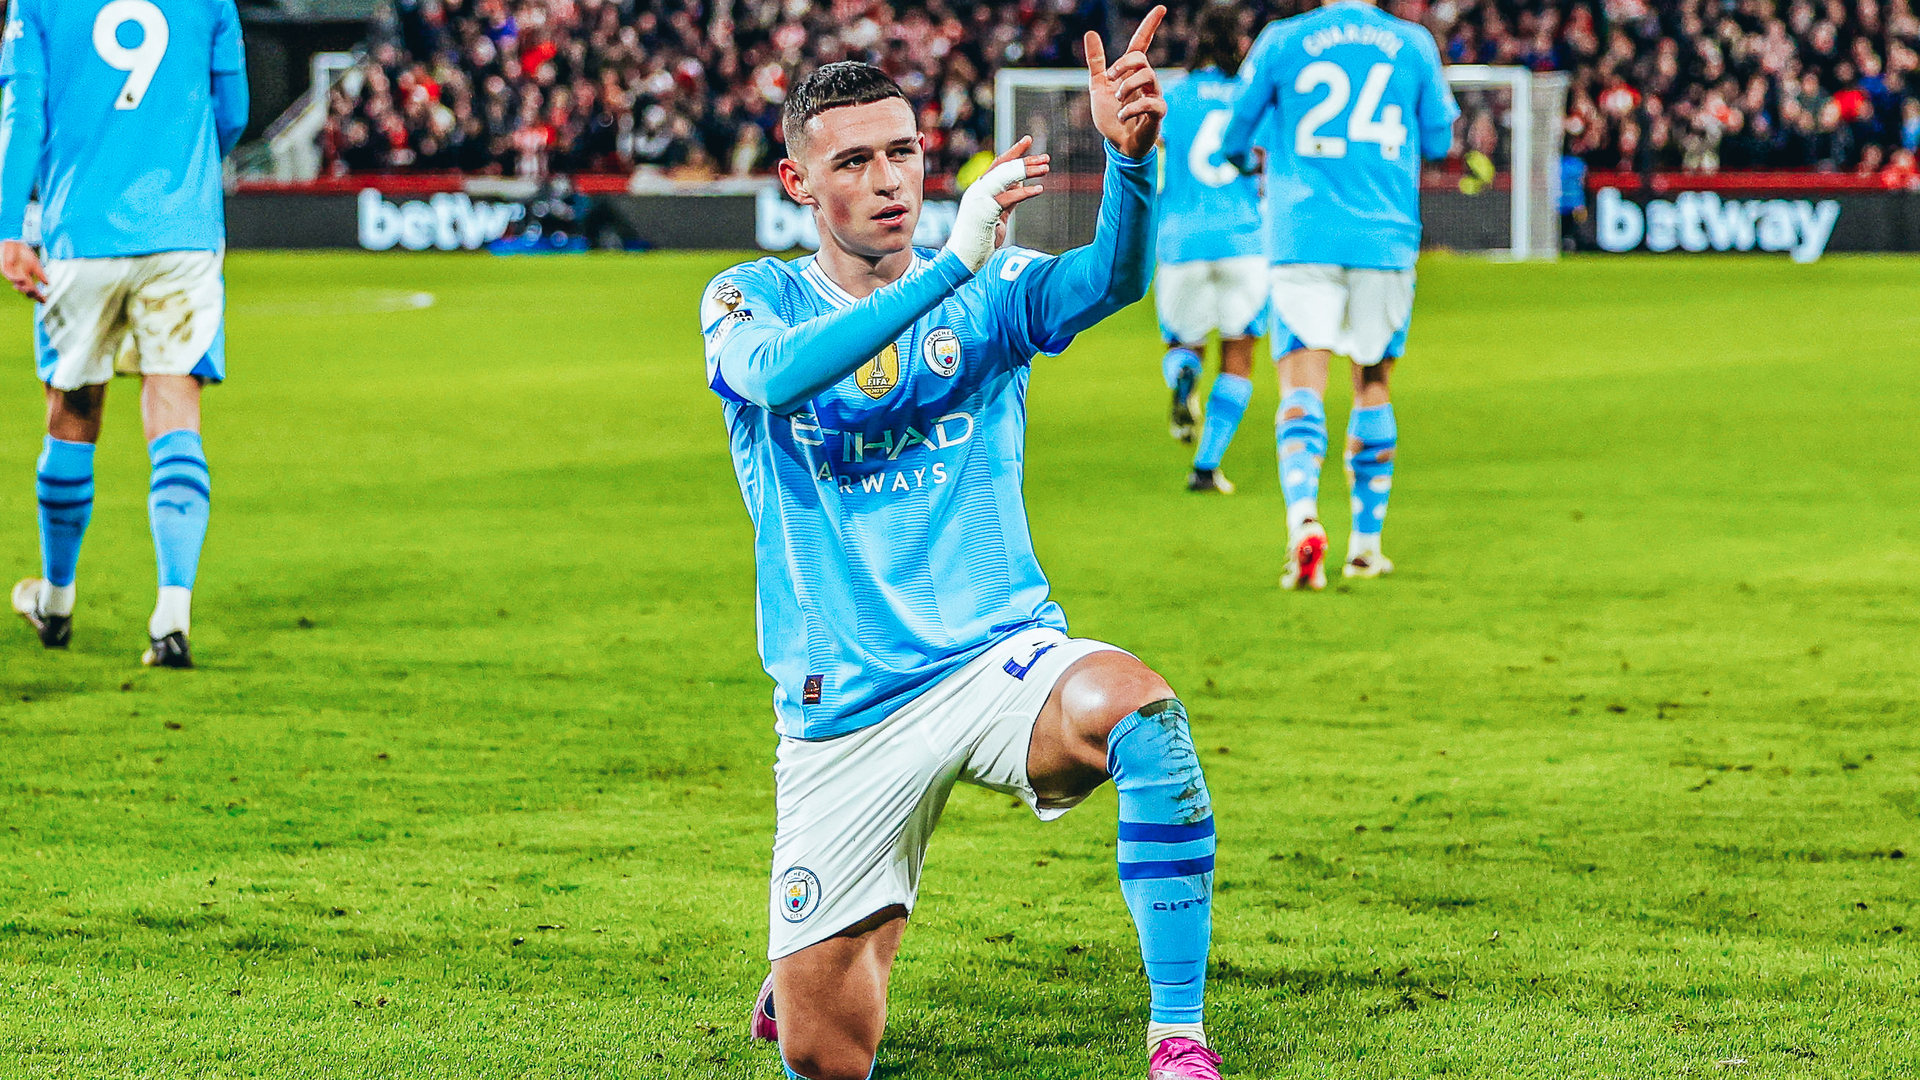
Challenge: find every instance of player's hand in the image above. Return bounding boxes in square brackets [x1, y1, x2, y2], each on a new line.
[2, 241, 48, 303]
[946, 136, 1050, 273]
[1085, 5, 1168, 161]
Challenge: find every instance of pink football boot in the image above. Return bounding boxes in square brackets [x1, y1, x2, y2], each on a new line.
[749, 973, 778, 1042]
[1149, 1037, 1222, 1080]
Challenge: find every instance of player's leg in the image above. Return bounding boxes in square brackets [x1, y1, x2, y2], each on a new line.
[14, 258, 125, 647]
[1154, 261, 1205, 443]
[15, 384, 108, 648]
[128, 252, 225, 669]
[1188, 258, 1265, 494]
[1269, 265, 1347, 592]
[1025, 652, 1221, 1078]
[767, 908, 903, 1080]
[140, 375, 210, 666]
[1338, 269, 1415, 578]
[1343, 359, 1397, 577]
[1189, 333, 1252, 492]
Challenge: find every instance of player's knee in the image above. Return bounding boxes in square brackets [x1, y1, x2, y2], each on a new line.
[1057, 653, 1177, 755]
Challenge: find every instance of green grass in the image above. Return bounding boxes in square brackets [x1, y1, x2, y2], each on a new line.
[2, 251, 1917, 1079]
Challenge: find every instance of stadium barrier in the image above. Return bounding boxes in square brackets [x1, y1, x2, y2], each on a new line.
[226, 176, 1920, 257]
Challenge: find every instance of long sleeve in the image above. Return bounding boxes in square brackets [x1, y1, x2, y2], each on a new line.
[1416, 36, 1460, 161]
[213, 72, 249, 157]
[0, 0, 45, 244]
[212, 1, 248, 157]
[1221, 26, 1280, 173]
[1006, 143, 1157, 355]
[0, 77, 45, 244]
[703, 249, 972, 415]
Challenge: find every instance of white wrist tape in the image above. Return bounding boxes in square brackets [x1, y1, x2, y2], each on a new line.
[943, 158, 1030, 273]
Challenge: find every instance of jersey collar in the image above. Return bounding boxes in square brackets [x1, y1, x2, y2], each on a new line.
[800, 252, 931, 310]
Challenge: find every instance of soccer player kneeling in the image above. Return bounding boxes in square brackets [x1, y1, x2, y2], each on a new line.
[700, 10, 1222, 1080]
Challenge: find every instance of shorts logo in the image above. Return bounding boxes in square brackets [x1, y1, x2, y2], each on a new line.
[1003, 641, 1058, 681]
[854, 344, 900, 399]
[922, 328, 961, 378]
[779, 867, 822, 922]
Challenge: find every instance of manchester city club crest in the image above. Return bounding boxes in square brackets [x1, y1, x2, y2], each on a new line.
[779, 866, 822, 922]
[855, 343, 900, 399]
[922, 327, 961, 378]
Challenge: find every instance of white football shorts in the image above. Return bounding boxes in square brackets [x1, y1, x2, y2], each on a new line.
[1155, 255, 1269, 346]
[1269, 263, 1416, 366]
[34, 250, 227, 391]
[767, 626, 1124, 960]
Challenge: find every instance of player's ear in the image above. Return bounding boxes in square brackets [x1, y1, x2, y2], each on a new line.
[777, 157, 816, 207]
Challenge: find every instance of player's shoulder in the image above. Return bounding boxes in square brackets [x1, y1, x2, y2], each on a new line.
[700, 256, 797, 327]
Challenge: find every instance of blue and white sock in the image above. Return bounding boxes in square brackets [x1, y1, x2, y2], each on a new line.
[36, 436, 95, 616]
[1111, 699, 1214, 1032]
[1345, 404, 1397, 556]
[1277, 388, 1327, 533]
[1192, 373, 1251, 472]
[148, 429, 211, 637]
[1162, 347, 1202, 391]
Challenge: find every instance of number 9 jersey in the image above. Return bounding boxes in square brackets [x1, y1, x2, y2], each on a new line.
[0, 0, 246, 259]
[1222, 0, 1458, 272]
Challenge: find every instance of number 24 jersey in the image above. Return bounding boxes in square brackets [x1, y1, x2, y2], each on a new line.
[1225, 0, 1459, 271]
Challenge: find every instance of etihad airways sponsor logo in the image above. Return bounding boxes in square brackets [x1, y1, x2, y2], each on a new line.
[791, 410, 976, 494]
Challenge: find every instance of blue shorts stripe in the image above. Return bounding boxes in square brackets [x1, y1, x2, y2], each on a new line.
[151, 476, 212, 500]
[1117, 819, 1215, 843]
[1117, 855, 1215, 880]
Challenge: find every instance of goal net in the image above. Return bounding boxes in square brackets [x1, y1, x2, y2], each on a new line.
[992, 65, 1569, 259]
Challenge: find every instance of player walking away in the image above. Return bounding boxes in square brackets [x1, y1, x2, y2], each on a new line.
[1155, 6, 1265, 495]
[0, 0, 247, 666]
[1221, 0, 1458, 589]
[701, 11, 1222, 1080]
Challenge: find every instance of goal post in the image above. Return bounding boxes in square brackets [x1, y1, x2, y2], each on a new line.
[992, 64, 1569, 259]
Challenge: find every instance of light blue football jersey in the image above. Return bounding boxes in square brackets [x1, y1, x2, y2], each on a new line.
[0, 0, 246, 259]
[1222, 0, 1459, 271]
[704, 248, 1076, 740]
[1157, 67, 1263, 265]
[703, 149, 1155, 740]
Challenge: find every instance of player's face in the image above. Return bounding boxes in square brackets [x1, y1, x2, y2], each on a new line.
[785, 99, 924, 260]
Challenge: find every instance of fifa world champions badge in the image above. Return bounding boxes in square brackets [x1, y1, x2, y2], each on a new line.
[779, 867, 822, 922]
[923, 327, 961, 378]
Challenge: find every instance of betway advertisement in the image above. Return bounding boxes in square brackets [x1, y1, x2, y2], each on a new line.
[1595, 187, 1839, 262]
[1590, 183, 1919, 260]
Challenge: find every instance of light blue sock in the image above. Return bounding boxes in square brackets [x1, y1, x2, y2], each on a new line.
[37, 436, 95, 589]
[148, 429, 211, 590]
[1277, 388, 1327, 532]
[1111, 699, 1214, 1025]
[1162, 346, 1202, 390]
[1192, 373, 1251, 471]
[1345, 404, 1397, 548]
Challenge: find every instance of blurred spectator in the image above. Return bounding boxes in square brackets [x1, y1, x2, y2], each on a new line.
[321, 0, 1920, 182]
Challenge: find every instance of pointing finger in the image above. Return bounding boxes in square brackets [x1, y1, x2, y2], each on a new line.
[1126, 5, 1167, 58]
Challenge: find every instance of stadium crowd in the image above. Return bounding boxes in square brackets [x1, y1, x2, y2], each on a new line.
[320, 0, 1920, 181]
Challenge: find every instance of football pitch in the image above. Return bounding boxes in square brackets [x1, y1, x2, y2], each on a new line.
[2, 251, 1915, 1079]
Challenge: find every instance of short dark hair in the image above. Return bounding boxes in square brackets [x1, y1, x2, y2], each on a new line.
[1191, 6, 1248, 78]
[782, 62, 909, 155]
